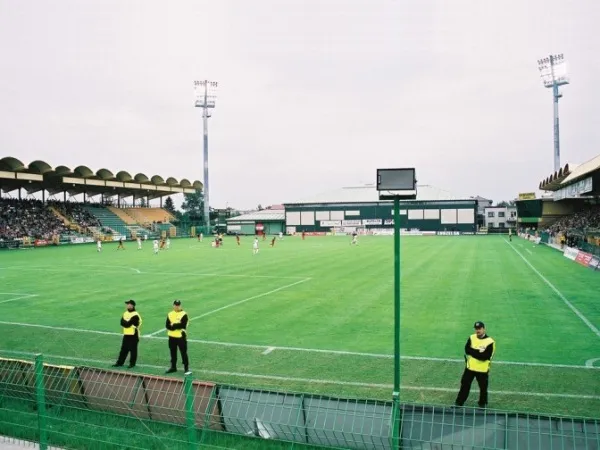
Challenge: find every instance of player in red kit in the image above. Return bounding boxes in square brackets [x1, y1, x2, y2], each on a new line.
[270, 237, 276, 247]
[236, 235, 240, 246]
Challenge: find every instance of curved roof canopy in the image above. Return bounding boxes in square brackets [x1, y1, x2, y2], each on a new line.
[0, 156, 202, 198]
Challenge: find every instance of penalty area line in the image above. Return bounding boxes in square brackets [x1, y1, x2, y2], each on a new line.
[4, 352, 600, 401]
[147, 278, 312, 337]
[0, 320, 598, 371]
[504, 239, 600, 340]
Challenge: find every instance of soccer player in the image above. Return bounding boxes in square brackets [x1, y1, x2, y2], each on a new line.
[351, 231, 358, 245]
[153, 239, 159, 255]
[137, 236, 142, 250]
[236, 235, 240, 246]
[270, 237, 276, 247]
[166, 237, 171, 250]
[117, 238, 125, 250]
[160, 239, 165, 250]
[97, 239, 102, 252]
[279, 231, 283, 240]
[301, 231, 306, 240]
[253, 237, 259, 255]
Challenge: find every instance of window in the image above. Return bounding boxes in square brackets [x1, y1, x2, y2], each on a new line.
[510, 211, 517, 218]
[498, 211, 505, 218]
[499, 222, 505, 228]
[487, 211, 495, 218]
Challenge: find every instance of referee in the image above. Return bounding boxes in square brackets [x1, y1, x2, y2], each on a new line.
[112, 299, 142, 369]
[165, 300, 191, 375]
[454, 321, 495, 408]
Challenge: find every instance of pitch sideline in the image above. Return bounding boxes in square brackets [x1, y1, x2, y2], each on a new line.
[0, 320, 598, 371]
[504, 239, 600, 339]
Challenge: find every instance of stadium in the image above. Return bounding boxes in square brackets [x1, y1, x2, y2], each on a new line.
[1, 4, 600, 450]
[1, 151, 599, 450]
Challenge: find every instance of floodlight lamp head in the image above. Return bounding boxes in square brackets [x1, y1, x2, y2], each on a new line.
[376, 168, 417, 200]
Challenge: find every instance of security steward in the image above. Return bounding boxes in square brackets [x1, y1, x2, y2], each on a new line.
[165, 300, 191, 375]
[113, 299, 142, 368]
[454, 321, 495, 408]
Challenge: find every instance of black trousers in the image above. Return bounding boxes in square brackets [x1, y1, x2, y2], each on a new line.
[455, 368, 489, 406]
[169, 336, 189, 371]
[116, 335, 139, 366]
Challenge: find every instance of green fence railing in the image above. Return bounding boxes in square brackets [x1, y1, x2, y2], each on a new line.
[0, 352, 598, 450]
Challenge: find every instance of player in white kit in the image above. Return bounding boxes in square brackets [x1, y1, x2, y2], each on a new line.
[97, 239, 102, 252]
[253, 237, 259, 255]
[166, 237, 171, 250]
[137, 237, 142, 250]
[279, 231, 283, 240]
[153, 239, 159, 255]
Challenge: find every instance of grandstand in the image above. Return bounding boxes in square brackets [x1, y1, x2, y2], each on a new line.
[517, 153, 600, 253]
[0, 156, 202, 245]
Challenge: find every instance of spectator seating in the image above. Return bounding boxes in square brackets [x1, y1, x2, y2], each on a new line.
[122, 208, 175, 227]
[0, 199, 71, 240]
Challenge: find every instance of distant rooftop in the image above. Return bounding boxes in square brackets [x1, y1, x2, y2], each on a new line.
[226, 209, 285, 222]
[287, 184, 465, 204]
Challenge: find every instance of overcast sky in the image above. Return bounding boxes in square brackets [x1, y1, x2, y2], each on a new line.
[1, 0, 598, 209]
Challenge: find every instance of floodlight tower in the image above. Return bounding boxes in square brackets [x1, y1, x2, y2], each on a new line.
[537, 54, 569, 173]
[194, 80, 218, 232]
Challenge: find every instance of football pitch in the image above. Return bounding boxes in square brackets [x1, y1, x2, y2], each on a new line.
[0, 235, 599, 419]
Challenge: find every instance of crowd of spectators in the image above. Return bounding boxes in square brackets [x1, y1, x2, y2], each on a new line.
[549, 205, 600, 234]
[0, 199, 70, 240]
[49, 201, 101, 229]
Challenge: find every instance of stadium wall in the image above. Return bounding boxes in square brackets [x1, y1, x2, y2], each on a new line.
[283, 200, 477, 233]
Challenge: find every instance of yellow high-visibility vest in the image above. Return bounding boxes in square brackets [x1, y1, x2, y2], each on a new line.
[466, 334, 495, 373]
[122, 311, 141, 336]
[167, 310, 187, 338]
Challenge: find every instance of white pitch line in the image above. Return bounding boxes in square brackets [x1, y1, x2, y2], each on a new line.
[505, 239, 600, 339]
[0, 294, 38, 305]
[585, 358, 600, 368]
[0, 320, 598, 371]
[0, 265, 306, 280]
[525, 248, 533, 255]
[147, 278, 312, 336]
[262, 347, 276, 355]
[3, 352, 599, 401]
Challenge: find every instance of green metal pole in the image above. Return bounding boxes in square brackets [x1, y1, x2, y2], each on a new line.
[183, 374, 198, 449]
[34, 354, 48, 450]
[392, 196, 401, 448]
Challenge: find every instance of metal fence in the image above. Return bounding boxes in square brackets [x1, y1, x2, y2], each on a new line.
[0, 353, 598, 450]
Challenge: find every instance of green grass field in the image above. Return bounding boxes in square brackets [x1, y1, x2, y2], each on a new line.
[0, 235, 599, 419]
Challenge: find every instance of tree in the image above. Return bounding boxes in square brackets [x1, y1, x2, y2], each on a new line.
[181, 190, 204, 222]
[257, 204, 264, 211]
[497, 200, 516, 207]
[164, 196, 176, 215]
[138, 197, 147, 207]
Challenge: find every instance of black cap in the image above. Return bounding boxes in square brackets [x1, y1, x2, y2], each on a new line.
[474, 321, 485, 329]
[125, 299, 136, 306]
[173, 300, 181, 306]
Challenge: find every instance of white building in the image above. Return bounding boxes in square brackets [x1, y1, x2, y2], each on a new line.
[484, 206, 517, 229]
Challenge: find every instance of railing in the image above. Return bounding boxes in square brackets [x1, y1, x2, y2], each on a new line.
[0, 352, 598, 450]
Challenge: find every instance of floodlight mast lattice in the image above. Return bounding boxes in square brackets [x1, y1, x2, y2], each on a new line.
[194, 80, 218, 232]
[537, 54, 569, 173]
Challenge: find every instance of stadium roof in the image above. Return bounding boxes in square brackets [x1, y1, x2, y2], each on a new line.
[226, 210, 285, 222]
[0, 156, 202, 199]
[286, 184, 462, 205]
[538, 154, 600, 191]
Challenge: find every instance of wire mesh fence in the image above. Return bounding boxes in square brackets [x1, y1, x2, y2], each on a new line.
[0, 352, 598, 450]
